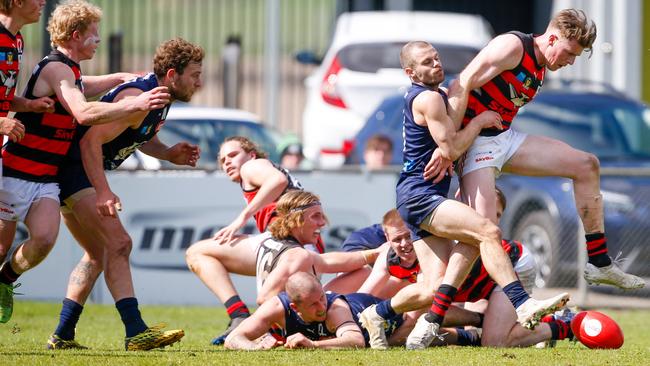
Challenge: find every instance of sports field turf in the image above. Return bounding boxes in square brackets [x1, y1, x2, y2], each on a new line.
[1, 301, 648, 365]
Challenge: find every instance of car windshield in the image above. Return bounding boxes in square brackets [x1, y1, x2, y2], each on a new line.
[337, 42, 477, 74]
[514, 99, 650, 159]
[156, 119, 282, 169]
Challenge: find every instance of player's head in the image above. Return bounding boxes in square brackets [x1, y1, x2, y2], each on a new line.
[47, 0, 102, 60]
[0, 0, 45, 25]
[153, 38, 204, 102]
[364, 134, 393, 170]
[218, 136, 267, 182]
[382, 209, 415, 262]
[495, 186, 507, 223]
[269, 190, 328, 243]
[400, 41, 444, 87]
[544, 9, 596, 71]
[286, 272, 327, 323]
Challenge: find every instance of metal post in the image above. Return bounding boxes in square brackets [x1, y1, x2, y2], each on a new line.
[108, 32, 123, 74]
[41, 0, 57, 57]
[222, 35, 242, 108]
[264, 0, 280, 128]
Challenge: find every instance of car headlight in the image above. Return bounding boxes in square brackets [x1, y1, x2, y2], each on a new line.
[601, 189, 635, 214]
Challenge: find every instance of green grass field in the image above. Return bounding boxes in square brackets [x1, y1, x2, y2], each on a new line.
[1, 301, 648, 365]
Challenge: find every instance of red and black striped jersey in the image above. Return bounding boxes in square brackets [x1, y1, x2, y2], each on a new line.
[386, 247, 420, 283]
[2, 50, 83, 183]
[463, 31, 545, 136]
[0, 24, 22, 116]
[454, 239, 524, 303]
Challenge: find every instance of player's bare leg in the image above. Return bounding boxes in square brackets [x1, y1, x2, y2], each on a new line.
[505, 135, 643, 289]
[1, 199, 59, 323]
[186, 236, 257, 344]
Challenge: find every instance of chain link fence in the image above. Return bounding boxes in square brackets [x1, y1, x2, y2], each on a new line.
[498, 169, 650, 307]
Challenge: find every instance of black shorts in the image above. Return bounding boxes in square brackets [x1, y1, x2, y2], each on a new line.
[57, 160, 92, 203]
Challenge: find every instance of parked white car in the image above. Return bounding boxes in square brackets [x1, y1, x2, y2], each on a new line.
[300, 11, 493, 167]
[120, 105, 282, 170]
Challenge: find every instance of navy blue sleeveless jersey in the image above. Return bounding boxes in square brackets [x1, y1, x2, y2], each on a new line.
[277, 291, 403, 346]
[58, 73, 168, 201]
[101, 73, 169, 170]
[341, 224, 386, 252]
[396, 83, 451, 240]
[277, 291, 340, 340]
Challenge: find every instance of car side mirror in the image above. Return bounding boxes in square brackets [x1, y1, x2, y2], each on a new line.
[295, 50, 322, 65]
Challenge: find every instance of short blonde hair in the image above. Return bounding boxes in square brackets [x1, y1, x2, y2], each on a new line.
[269, 190, 327, 240]
[550, 9, 597, 51]
[381, 208, 405, 230]
[399, 41, 432, 70]
[47, 0, 102, 48]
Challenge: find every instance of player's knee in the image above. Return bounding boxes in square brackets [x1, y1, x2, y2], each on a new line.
[570, 151, 600, 179]
[581, 152, 600, 175]
[417, 292, 437, 308]
[109, 235, 133, 258]
[28, 234, 57, 260]
[185, 248, 201, 273]
[478, 219, 501, 244]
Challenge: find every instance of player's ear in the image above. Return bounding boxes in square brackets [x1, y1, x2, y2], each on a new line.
[71, 30, 81, 42]
[549, 34, 558, 46]
[165, 68, 177, 81]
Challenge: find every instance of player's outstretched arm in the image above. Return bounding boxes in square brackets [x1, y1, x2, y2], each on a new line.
[213, 159, 288, 244]
[82, 73, 139, 98]
[446, 34, 524, 130]
[314, 246, 381, 274]
[225, 297, 285, 350]
[139, 135, 200, 167]
[458, 34, 523, 92]
[40, 62, 169, 126]
[357, 245, 391, 296]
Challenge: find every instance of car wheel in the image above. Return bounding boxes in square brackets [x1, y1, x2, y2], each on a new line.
[512, 211, 560, 288]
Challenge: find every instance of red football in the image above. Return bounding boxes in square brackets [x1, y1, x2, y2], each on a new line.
[571, 311, 624, 349]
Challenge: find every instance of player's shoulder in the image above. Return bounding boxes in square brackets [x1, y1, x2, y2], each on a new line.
[40, 60, 75, 78]
[487, 33, 524, 56]
[414, 88, 445, 104]
[413, 88, 446, 115]
[242, 158, 272, 178]
[114, 86, 145, 100]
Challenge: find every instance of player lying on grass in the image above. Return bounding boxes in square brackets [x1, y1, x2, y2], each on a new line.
[224, 271, 408, 350]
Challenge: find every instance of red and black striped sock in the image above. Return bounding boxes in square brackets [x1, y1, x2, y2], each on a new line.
[224, 295, 250, 319]
[544, 318, 573, 340]
[424, 284, 457, 325]
[586, 233, 612, 267]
